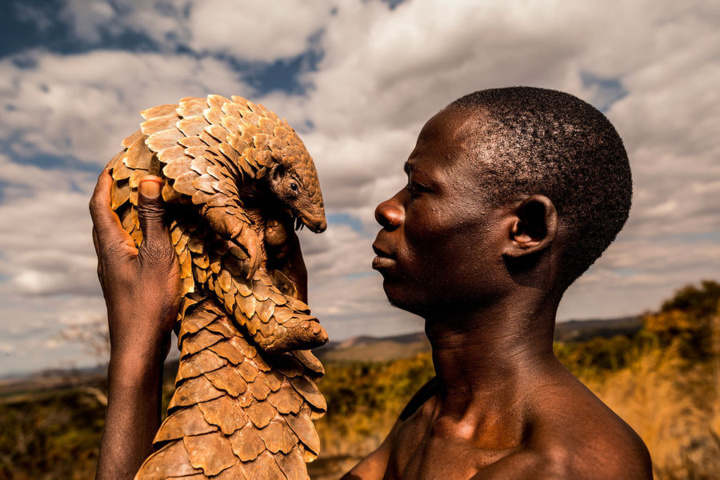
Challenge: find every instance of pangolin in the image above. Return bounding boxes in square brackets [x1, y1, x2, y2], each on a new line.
[107, 94, 329, 479]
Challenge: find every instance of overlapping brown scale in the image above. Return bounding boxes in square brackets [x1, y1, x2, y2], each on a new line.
[197, 395, 248, 435]
[285, 405, 320, 458]
[228, 425, 265, 463]
[192, 174, 217, 195]
[123, 137, 154, 173]
[135, 441, 202, 479]
[237, 359, 259, 383]
[262, 370, 284, 392]
[178, 116, 211, 137]
[111, 179, 131, 211]
[173, 170, 201, 196]
[246, 375, 271, 401]
[176, 349, 227, 384]
[154, 405, 218, 444]
[177, 310, 217, 341]
[213, 462, 248, 480]
[208, 338, 245, 365]
[141, 113, 181, 136]
[168, 375, 224, 411]
[207, 94, 231, 109]
[184, 432, 237, 476]
[192, 190, 213, 206]
[205, 316, 237, 339]
[204, 107, 225, 127]
[291, 350, 325, 376]
[146, 127, 185, 153]
[276, 447, 308, 480]
[204, 364, 248, 397]
[257, 418, 298, 455]
[244, 400, 277, 429]
[205, 164, 227, 182]
[181, 327, 224, 357]
[240, 110, 260, 128]
[267, 386, 304, 415]
[242, 452, 286, 480]
[177, 97, 207, 117]
[229, 95, 250, 107]
[289, 375, 327, 413]
[122, 128, 144, 148]
[111, 149, 134, 180]
[141, 103, 177, 120]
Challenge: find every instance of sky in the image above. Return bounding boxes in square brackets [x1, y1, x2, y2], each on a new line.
[0, 0, 718, 376]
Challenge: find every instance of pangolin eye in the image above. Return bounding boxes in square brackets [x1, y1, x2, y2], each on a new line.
[290, 181, 299, 192]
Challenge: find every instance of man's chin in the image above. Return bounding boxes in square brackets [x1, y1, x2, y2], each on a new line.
[383, 283, 429, 317]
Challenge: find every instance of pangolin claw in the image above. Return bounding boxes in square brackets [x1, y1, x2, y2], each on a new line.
[240, 228, 262, 280]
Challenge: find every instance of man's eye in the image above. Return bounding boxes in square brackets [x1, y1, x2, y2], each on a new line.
[406, 182, 426, 197]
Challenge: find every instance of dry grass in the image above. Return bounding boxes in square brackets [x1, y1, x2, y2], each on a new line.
[584, 339, 720, 479]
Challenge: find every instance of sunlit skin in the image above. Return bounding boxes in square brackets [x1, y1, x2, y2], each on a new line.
[344, 106, 653, 479]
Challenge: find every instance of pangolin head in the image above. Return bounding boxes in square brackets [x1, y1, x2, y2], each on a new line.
[268, 141, 326, 234]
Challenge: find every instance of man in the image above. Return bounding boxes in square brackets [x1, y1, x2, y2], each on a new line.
[91, 87, 652, 479]
[345, 87, 652, 479]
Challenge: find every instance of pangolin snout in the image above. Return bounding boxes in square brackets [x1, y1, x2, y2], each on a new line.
[314, 218, 327, 233]
[307, 217, 327, 233]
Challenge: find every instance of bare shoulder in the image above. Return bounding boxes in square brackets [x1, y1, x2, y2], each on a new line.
[341, 378, 439, 480]
[520, 372, 653, 479]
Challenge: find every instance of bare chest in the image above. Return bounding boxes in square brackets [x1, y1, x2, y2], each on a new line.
[384, 430, 519, 480]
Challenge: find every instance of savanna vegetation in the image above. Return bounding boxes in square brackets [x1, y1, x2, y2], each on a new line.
[1, 280, 719, 479]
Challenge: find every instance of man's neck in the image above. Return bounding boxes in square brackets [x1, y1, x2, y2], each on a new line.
[422, 299, 560, 447]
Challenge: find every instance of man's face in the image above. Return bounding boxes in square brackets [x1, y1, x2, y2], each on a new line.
[372, 107, 511, 317]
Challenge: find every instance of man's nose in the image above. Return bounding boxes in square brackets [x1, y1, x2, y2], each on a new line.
[375, 194, 404, 230]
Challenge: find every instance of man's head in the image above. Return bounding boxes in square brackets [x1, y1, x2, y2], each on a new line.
[448, 87, 632, 290]
[372, 87, 631, 316]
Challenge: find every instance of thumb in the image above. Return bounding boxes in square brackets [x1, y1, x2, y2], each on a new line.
[137, 176, 168, 249]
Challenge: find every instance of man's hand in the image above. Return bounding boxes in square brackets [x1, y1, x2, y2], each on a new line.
[90, 168, 181, 359]
[90, 167, 180, 480]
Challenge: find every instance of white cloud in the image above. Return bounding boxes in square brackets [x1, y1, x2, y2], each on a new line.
[1, 0, 719, 374]
[0, 49, 249, 164]
[56, 0, 336, 63]
[187, 0, 335, 62]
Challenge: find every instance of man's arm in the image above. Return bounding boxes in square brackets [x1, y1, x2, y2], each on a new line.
[341, 419, 402, 480]
[90, 170, 181, 479]
[341, 377, 439, 479]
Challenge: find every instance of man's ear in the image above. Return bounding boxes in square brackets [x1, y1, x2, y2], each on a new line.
[503, 195, 558, 259]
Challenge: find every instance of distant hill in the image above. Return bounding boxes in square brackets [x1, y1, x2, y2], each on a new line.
[554, 316, 642, 343]
[313, 316, 643, 363]
[314, 332, 430, 363]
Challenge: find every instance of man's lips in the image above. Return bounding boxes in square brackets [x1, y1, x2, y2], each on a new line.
[372, 243, 396, 270]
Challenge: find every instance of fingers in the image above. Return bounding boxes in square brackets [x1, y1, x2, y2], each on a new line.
[137, 176, 174, 264]
[92, 227, 100, 255]
[89, 167, 132, 251]
[137, 176, 165, 240]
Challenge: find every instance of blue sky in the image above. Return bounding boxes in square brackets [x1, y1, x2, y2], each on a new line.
[0, 0, 718, 376]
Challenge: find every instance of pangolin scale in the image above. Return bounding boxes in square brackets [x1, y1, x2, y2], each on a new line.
[108, 94, 329, 479]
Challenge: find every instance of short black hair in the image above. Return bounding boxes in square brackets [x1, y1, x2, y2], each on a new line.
[449, 87, 632, 290]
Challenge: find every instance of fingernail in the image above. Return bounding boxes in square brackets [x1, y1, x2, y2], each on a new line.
[140, 177, 162, 198]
